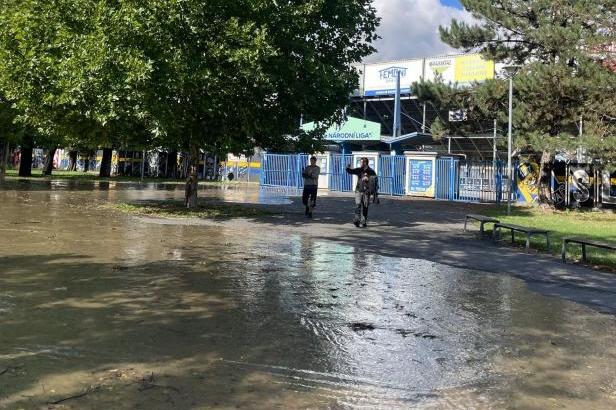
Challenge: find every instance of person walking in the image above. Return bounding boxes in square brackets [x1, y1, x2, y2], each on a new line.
[302, 156, 320, 218]
[346, 157, 376, 227]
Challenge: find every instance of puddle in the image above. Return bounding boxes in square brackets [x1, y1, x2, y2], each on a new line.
[0, 186, 615, 409]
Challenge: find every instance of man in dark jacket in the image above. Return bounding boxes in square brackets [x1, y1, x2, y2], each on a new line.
[302, 156, 320, 218]
[346, 157, 376, 227]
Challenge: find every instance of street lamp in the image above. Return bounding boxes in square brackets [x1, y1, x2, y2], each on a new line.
[503, 65, 521, 215]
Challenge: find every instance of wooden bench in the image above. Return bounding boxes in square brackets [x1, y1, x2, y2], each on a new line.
[464, 214, 500, 235]
[493, 223, 550, 250]
[562, 237, 616, 263]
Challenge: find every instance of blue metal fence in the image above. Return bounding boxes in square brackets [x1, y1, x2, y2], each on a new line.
[435, 157, 505, 203]
[378, 155, 406, 196]
[260, 153, 309, 188]
[329, 154, 354, 192]
[261, 153, 505, 203]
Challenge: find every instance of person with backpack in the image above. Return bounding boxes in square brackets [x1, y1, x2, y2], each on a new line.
[346, 157, 377, 227]
[302, 156, 320, 218]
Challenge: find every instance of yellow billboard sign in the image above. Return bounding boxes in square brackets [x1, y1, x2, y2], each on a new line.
[454, 54, 495, 83]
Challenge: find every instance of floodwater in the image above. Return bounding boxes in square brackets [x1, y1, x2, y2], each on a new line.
[1, 180, 615, 409]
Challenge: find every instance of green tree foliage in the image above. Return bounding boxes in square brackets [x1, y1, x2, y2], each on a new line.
[0, 0, 378, 203]
[419, 0, 616, 204]
[0, 0, 155, 176]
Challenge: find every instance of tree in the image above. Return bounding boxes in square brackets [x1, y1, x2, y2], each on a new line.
[437, 0, 616, 204]
[0, 0, 154, 178]
[414, 78, 508, 141]
[0, 97, 20, 181]
[0, 1, 378, 203]
[126, 1, 378, 206]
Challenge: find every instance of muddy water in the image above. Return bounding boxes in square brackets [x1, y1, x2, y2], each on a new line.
[1, 181, 615, 409]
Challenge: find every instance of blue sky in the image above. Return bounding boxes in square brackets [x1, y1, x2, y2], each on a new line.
[367, 0, 472, 62]
[440, 0, 463, 9]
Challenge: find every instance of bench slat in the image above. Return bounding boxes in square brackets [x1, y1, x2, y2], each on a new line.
[563, 237, 616, 250]
[466, 214, 499, 222]
[495, 223, 548, 234]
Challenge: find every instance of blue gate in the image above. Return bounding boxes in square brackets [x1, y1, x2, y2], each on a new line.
[329, 154, 354, 192]
[436, 157, 505, 203]
[260, 153, 308, 188]
[378, 155, 406, 196]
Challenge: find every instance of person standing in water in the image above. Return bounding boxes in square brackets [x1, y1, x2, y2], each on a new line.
[346, 157, 376, 227]
[302, 156, 320, 218]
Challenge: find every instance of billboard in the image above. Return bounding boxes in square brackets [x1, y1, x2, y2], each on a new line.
[454, 54, 495, 83]
[424, 54, 495, 85]
[405, 154, 437, 197]
[424, 56, 455, 83]
[302, 117, 381, 142]
[363, 59, 423, 96]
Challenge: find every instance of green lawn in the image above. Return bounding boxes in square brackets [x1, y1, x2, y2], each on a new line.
[110, 200, 271, 220]
[480, 206, 616, 269]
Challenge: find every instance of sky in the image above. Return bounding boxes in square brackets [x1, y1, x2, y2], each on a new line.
[365, 0, 473, 63]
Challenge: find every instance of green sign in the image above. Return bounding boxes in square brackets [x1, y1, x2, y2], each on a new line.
[302, 117, 381, 142]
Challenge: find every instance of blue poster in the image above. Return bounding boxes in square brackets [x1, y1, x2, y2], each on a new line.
[409, 159, 433, 194]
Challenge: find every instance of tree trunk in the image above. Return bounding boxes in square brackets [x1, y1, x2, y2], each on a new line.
[0, 139, 9, 182]
[538, 150, 553, 206]
[42, 147, 57, 176]
[99, 148, 113, 177]
[68, 151, 77, 171]
[18, 135, 33, 177]
[166, 150, 178, 179]
[184, 146, 199, 208]
[83, 151, 90, 172]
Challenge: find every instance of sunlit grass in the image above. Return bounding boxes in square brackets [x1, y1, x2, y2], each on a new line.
[481, 205, 616, 268]
[111, 200, 270, 219]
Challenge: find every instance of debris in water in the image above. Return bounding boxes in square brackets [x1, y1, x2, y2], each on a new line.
[47, 386, 101, 405]
[349, 322, 375, 332]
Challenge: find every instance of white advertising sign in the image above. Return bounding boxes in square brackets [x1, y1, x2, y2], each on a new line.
[424, 56, 455, 83]
[363, 59, 423, 96]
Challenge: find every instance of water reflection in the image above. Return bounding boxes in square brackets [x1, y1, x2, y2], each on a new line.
[0, 187, 615, 409]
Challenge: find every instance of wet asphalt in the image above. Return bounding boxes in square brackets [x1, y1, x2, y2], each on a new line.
[0, 180, 615, 409]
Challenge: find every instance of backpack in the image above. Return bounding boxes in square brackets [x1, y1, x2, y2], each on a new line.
[360, 174, 380, 204]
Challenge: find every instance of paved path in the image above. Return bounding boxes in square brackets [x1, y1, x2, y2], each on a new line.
[220, 192, 616, 314]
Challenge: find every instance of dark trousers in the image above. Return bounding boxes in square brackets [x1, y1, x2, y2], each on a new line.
[354, 191, 369, 223]
[302, 185, 318, 210]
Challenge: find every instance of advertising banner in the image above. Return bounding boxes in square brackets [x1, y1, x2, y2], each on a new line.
[424, 54, 494, 85]
[363, 59, 423, 96]
[302, 117, 381, 142]
[454, 54, 495, 83]
[424, 56, 455, 83]
[405, 153, 437, 197]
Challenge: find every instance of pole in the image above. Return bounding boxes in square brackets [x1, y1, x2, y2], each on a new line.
[141, 149, 145, 181]
[579, 116, 583, 137]
[422, 104, 427, 133]
[393, 71, 401, 138]
[203, 149, 207, 181]
[507, 76, 513, 215]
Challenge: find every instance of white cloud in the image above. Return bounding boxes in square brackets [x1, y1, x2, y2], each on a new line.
[366, 0, 474, 62]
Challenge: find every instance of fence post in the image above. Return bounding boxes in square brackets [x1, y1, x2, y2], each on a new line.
[296, 154, 301, 189]
[480, 164, 484, 202]
[449, 157, 454, 200]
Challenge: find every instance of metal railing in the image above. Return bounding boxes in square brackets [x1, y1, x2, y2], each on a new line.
[435, 157, 508, 203]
